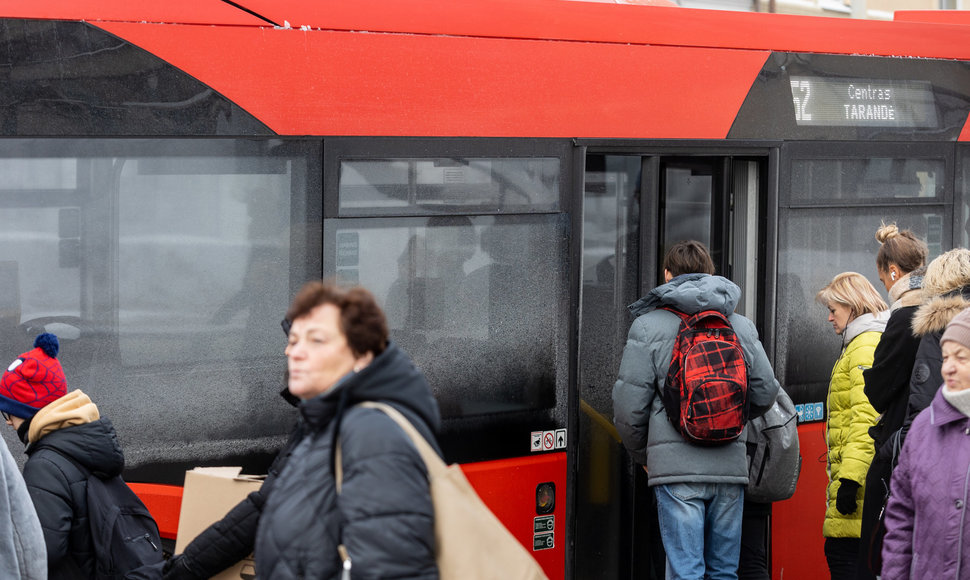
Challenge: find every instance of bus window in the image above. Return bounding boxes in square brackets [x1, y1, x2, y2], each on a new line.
[0, 158, 85, 362]
[324, 214, 567, 419]
[779, 145, 948, 408]
[778, 207, 944, 405]
[337, 158, 560, 215]
[0, 138, 319, 481]
[791, 157, 943, 202]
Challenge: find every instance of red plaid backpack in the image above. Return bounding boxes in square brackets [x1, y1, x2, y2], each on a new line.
[660, 308, 750, 446]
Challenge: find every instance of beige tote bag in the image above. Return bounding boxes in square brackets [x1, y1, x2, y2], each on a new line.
[335, 401, 549, 580]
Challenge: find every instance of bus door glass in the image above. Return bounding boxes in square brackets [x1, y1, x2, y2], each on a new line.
[660, 157, 763, 317]
[578, 152, 766, 579]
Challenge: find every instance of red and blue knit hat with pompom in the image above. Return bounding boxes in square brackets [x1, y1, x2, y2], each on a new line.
[0, 333, 68, 419]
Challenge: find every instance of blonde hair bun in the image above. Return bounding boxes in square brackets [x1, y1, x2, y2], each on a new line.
[875, 222, 900, 244]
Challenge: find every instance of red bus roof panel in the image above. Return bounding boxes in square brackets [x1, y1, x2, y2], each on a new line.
[229, 0, 970, 60]
[8, 0, 970, 59]
[96, 21, 770, 138]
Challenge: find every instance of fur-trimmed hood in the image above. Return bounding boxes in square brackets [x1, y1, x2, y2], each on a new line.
[912, 292, 970, 337]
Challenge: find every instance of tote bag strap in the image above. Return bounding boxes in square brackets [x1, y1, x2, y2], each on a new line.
[333, 401, 437, 579]
[335, 401, 440, 493]
[335, 401, 550, 580]
[360, 401, 443, 473]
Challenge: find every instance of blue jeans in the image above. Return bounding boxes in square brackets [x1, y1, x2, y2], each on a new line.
[654, 482, 744, 580]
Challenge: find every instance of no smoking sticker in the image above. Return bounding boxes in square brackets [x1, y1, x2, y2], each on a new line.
[531, 429, 568, 452]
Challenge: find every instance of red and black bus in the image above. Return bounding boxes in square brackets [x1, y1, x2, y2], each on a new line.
[3, 1, 970, 578]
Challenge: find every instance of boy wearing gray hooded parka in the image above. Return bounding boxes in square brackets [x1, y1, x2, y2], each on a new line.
[613, 266, 779, 579]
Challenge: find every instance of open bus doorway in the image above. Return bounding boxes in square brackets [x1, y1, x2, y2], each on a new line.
[578, 152, 768, 579]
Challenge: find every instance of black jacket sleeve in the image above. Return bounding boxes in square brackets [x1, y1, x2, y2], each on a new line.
[863, 306, 920, 456]
[163, 424, 304, 580]
[863, 307, 920, 414]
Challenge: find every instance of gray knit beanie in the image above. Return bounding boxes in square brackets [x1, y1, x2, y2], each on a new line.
[942, 307, 970, 351]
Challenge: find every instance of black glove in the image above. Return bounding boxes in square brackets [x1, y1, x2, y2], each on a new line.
[836, 479, 861, 515]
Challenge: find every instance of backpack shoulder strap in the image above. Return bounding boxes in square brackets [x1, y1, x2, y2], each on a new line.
[659, 306, 688, 321]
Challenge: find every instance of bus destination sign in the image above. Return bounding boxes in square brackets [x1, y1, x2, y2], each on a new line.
[789, 76, 939, 128]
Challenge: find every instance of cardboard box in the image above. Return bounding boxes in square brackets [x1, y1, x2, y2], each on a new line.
[175, 467, 265, 580]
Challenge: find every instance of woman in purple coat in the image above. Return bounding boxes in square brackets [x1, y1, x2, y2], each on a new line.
[882, 306, 970, 578]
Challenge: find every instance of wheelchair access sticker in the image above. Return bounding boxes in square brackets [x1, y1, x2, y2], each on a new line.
[531, 429, 566, 452]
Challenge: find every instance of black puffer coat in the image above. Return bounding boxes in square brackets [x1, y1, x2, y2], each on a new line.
[255, 341, 441, 580]
[905, 287, 970, 442]
[21, 391, 124, 580]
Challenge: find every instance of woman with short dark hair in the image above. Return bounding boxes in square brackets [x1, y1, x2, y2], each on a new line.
[255, 281, 441, 579]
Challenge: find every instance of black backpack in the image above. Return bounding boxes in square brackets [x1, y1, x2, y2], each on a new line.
[51, 449, 164, 579]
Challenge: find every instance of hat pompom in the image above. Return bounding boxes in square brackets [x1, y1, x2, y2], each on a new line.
[33, 333, 59, 358]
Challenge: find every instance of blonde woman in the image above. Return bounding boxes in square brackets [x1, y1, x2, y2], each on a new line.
[816, 272, 888, 579]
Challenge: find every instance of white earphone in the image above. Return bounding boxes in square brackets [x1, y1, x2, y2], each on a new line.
[891, 271, 896, 280]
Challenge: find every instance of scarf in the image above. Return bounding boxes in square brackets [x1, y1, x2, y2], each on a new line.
[942, 385, 970, 418]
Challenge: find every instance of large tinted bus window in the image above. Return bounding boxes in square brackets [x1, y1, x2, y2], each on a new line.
[0, 139, 317, 477]
[324, 215, 567, 418]
[777, 207, 943, 406]
[779, 145, 948, 409]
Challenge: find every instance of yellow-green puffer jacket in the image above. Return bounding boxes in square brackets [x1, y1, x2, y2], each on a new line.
[823, 311, 887, 538]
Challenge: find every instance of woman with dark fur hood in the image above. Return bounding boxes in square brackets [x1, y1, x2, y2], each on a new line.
[905, 248, 970, 443]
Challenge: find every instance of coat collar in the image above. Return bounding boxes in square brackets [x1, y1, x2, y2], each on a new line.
[929, 387, 970, 427]
[842, 311, 888, 347]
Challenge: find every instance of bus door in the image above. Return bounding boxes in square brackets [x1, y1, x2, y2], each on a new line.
[577, 152, 769, 579]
